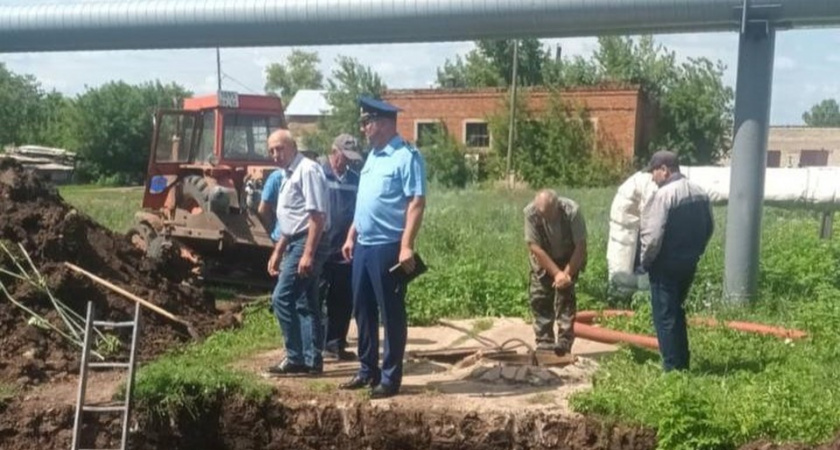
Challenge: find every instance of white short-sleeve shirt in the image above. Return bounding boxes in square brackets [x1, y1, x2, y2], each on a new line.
[276, 153, 329, 237]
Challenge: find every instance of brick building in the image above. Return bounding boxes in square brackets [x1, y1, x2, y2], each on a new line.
[765, 126, 840, 167]
[383, 85, 654, 159]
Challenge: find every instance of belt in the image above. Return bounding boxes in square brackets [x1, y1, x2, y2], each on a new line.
[283, 230, 308, 242]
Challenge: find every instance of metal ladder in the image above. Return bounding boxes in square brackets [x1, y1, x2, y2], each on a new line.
[71, 301, 142, 450]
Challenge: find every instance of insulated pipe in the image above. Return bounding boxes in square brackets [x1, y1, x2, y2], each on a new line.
[2, 0, 840, 53]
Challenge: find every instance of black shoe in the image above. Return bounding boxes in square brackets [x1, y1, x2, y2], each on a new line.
[265, 359, 308, 376]
[339, 375, 377, 390]
[370, 384, 399, 399]
[324, 348, 358, 362]
[307, 365, 324, 376]
[335, 349, 357, 361]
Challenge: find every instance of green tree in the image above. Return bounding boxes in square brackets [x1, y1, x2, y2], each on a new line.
[436, 39, 549, 88]
[488, 92, 627, 188]
[802, 99, 840, 127]
[37, 91, 78, 149]
[264, 50, 324, 103]
[655, 58, 733, 165]
[302, 56, 386, 152]
[0, 63, 46, 147]
[70, 81, 191, 184]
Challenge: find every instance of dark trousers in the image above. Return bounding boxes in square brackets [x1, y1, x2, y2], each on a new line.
[648, 263, 697, 372]
[352, 242, 406, 389]
[321, 261, 353, 352]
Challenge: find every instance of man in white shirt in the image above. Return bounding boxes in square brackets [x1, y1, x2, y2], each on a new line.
[264, 129, 330, 376]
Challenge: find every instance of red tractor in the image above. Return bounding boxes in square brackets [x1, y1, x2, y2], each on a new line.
[130, 91, 286, 286]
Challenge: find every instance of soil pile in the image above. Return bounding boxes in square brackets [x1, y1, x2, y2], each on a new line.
[0, 158, 226, 386]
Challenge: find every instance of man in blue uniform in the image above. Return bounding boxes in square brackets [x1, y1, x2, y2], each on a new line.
[339, 97, 427, 399]
[321, 133, 362, 361]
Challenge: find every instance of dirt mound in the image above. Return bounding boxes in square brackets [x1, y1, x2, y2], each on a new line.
[0, 158, 228, 386]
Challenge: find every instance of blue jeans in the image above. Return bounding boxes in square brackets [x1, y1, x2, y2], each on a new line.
[271, 237, 328, 369]
[649, 263, 697, 372]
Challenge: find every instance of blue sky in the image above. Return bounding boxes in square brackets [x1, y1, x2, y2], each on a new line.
[1, 28, 838, 125]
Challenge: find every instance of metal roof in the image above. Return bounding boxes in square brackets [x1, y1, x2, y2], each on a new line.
[284, 90, 331, 118]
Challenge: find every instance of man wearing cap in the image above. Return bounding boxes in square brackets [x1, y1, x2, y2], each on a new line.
[339, 97, 427, 399]
[264, 128, 331, 376]
[319, 133, 362, 361]
[524, 189, 588, 356]
[639, 150, 714, 372]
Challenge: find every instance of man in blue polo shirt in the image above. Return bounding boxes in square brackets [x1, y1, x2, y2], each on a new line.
[338, 97, 427, 399]
[320, 133, 362, 361]
[258, 166, 284, 243]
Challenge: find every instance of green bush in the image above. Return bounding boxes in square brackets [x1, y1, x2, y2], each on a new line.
[417, 123, 472, 189]
[488, 91, 630, 188]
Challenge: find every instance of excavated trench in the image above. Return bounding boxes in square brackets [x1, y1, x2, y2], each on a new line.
[1, 391, 659, 450]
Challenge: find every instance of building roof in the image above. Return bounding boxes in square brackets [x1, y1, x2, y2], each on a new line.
[384, 83, 642, 98]
[284, 89, 331, 117]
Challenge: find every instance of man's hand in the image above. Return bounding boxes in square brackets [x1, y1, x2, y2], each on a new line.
[267, 250, 283, 277]
[399, 247, 416, 273]
[342, 239, 354, 262]
[298, 252, 314, 277]
[553, 270, 572, 289]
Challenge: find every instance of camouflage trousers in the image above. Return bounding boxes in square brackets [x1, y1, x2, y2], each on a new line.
[529, 271, 576, 352]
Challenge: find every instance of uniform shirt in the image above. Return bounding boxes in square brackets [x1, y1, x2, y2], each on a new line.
[322, 162, 359, 261]
[276, 152, 329, 238]
[260, 169, 285, 242]
[523, 197, 587, 274]
[354, 135, 426, 246]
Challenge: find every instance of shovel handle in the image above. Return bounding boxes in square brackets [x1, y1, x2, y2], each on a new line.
[63, 262, 182, 324]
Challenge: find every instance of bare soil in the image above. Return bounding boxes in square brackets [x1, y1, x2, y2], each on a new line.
[0, 158, 233, 387]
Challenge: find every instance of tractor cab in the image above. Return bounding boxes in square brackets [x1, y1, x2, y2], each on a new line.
[132, 91, 287, 286]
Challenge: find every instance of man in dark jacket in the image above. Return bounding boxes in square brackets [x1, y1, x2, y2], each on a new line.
[639, 150, 714, 372]
[320, 134, 362, 361]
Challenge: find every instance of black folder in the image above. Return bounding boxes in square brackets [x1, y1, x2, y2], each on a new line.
[388, 253, 428, 284]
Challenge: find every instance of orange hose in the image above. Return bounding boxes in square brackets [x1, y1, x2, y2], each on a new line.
[572, 310, 806, 350]
[575, 322, 660, 349]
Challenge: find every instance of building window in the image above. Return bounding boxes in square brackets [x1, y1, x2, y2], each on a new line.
[799, 149, 829, 167]
[464, 121, 490, 148]
[415, 121, 443, 148]
[767, 150, 781, 168]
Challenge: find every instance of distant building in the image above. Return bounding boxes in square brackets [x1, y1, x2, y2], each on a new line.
[284, 89, 330, 146]
[383, 85, 655, 160]
[765, 126, 840, 167]
[2, 145, 76, 184]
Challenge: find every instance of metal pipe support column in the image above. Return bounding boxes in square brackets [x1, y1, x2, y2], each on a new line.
[724, 21, 776, 303]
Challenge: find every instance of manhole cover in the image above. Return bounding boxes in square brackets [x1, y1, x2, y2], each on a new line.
[466, 365, 562, 387]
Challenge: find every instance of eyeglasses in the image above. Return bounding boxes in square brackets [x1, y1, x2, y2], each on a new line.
[359, 116, 378, 127]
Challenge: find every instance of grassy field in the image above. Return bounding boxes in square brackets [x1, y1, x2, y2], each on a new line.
[60, 184, 840, 449]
